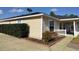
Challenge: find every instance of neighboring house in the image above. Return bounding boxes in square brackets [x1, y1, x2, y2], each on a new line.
[0, 12, 79, 39]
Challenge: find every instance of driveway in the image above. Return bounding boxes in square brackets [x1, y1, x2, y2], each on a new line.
[0, 33, 49, 51]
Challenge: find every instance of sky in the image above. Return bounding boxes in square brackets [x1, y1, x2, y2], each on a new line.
[0, 7, 79, 19]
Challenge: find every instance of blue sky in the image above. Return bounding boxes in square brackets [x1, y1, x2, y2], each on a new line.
[0, 7, 79, 19]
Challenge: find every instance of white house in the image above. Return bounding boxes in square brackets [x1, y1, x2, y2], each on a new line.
[0, 12, 79, 39]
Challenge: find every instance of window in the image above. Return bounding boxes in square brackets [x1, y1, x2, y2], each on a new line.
[60, 23, 62, 29]
[49, 21, 54, 31]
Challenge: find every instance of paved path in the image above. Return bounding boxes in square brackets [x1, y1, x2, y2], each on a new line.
[0, 33, 49, 51]
[50, 35, 76, 51]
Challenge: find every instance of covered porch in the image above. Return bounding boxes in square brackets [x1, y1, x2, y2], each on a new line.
[54, 20, 79, 37]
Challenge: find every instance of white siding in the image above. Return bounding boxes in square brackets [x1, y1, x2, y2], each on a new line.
[0, 17, 42, 40]
[42, 16, 54, 32]
[21, 17, 42, 40]
[54, 21, 59, 31]
[74, 21, 79, 37]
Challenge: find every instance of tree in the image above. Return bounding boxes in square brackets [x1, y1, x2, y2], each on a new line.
[50, 11, 56, 17]
[49, 11, 79, 18]
[27, 8, 32, 13]
[64, 14, 69, 17]
[69, 14, 78, 18]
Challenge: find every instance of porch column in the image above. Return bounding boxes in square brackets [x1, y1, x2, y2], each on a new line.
[54, 21, 59, 31]
[73, 21, 76, 36]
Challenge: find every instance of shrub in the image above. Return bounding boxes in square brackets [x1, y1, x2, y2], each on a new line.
[42, 31, 58, 42]
[0, 23, 29, 38]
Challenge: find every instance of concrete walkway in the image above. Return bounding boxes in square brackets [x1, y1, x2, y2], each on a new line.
[50, 35, 76, 51]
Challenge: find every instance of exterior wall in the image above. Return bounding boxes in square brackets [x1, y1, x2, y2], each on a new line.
[1, 15, 79, 39]
[10, 21, 17, 24]
[0, 21, 10, 24]
[54, 21, 59, 31]
[0, 16, 42, 40]
[42, 18, 49, 32]
[42, 16, 54, 32]
[21, 17, 42, 40]
[74, 21, 79, 37]
[0, 21, 16, 24]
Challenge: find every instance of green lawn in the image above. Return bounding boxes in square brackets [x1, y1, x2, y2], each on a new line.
[71, 36, 79, 44]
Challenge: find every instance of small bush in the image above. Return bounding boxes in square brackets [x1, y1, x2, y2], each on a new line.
[0, 23, 29, 38]
[42, 31, 58, 42]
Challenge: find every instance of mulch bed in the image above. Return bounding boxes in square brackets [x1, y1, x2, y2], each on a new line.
[26, 35, 65, 47]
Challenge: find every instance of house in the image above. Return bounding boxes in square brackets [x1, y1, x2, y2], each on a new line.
[0, 12, 79, 40]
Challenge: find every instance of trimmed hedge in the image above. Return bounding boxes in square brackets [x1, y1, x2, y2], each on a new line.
[0, 23, 29, 38]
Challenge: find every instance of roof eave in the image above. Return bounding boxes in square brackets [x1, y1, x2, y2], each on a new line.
[0, 13, 59, 22]
[0, 13, 44, 22]
[59, 18, 79, 21]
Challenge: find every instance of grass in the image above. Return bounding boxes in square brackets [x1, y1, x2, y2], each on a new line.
[71, 35, 79, 44]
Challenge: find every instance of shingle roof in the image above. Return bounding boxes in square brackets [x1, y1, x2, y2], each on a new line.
[3, 12, 43, 19]
[0, 12, 59, 22]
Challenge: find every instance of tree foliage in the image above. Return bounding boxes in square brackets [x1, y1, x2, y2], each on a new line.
[50, 11, 78, 18]
[50, 11, 56, 17]
[68, 14, 78, 18]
